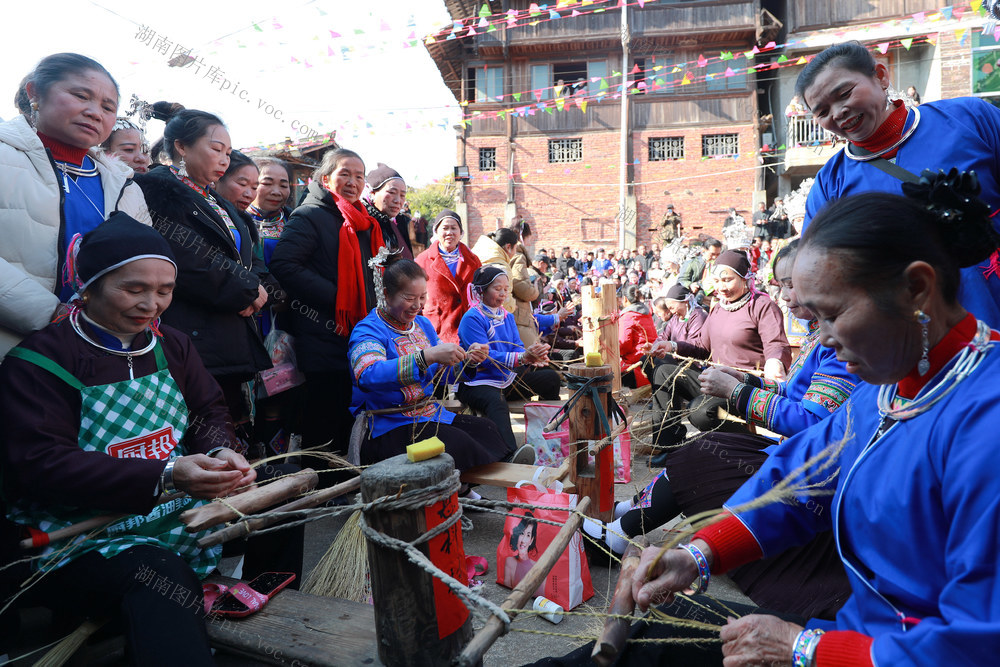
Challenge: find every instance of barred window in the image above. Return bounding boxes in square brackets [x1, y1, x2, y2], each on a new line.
[702, 133, 739, 157]
[479, 147, 497, 171]
[548, 138, 583, 163]
[649, 137, 684, 161]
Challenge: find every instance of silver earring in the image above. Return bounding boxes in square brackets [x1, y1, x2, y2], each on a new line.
[915, 309, 931, 375]
[177, 157, 188, 178]
[29, 101, 39, 129]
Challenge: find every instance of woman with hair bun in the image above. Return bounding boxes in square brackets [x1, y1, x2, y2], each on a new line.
[537, 173, 1000, 667]
[0, 53, 151, 359]
[797, 40, 1000, 326]
[135, 105, 270, 427]
[101, 117, 151, 175]
[348, 258, 510, 474]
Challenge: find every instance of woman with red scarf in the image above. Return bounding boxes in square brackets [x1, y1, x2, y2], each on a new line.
[270, 148, 385, 454]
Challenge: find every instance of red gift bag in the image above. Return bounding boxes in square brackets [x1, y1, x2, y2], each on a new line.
[496, 482, 594, 610]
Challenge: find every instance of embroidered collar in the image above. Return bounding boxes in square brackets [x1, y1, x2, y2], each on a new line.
[170, 166, 212, 200]
[246, 203, 285, 224]
[377, 308, 415, 334]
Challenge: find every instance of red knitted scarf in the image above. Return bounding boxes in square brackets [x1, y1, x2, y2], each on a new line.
[852, 99, 908, 159]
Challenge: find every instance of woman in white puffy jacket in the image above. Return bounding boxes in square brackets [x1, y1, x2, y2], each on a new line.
[0, 53, 150, 359]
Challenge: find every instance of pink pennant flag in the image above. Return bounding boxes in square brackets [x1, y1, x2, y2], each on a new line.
[913, 11, 926, 22]
[330, 30, 341, 38]
[697, 54, 708, 67]
[380, 20, 391, 31]
[876, 42, 890, 54]
[724, 67, 735, 77]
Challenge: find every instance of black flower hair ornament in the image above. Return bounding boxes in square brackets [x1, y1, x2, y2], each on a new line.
[902, 168, 999, 268]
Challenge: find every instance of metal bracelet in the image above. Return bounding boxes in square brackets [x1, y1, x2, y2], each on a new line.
[679, 543, 710, 595]
[160, 459, 177, 494]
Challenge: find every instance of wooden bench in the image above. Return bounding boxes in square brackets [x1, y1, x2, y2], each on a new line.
[205, 575, 378, 666]
[460, 460, 575, 491]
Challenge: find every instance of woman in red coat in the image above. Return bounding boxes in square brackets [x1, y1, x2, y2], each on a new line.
[619, 285, 658, 387]
[415, 210, 482, 343]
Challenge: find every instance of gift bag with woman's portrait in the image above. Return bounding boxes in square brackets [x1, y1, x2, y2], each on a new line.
[496, 481, 593, 610]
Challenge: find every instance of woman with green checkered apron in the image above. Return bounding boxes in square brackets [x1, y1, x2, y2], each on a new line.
[0, 215, 256, 665]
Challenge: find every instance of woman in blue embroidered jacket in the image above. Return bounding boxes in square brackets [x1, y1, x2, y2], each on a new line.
[798, 41, 1000, 328]
[348, 258, 511, 473]
[457, 266, 561, 456]
[584, 240, 860, 619]
[579, 182, 1000, 667]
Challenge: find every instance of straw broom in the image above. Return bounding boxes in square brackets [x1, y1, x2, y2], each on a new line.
[33, 618, 107, 667]
[301, 510, 370, 603]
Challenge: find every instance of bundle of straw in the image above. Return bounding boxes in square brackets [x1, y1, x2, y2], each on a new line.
[34, 618, 107, 667]
[301, 510, 371, 602]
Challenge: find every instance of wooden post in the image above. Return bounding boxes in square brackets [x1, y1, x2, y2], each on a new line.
[566, 363, 615, 522]
[361, 453, 472, 667]
[581, 282, 621, 392]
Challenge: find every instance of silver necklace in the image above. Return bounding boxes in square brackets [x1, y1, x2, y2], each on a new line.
[844, 107, 921, 162]
[71, 310, 157, 380]
[876, 319, 993, 420]
[56, 158, 105, 218]
[718, 291, 752, 312]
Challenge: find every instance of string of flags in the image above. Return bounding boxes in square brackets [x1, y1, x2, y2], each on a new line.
[459, 34, 940, 125]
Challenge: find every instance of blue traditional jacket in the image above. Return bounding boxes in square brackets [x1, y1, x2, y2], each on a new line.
[725, 316, 1000, 665]
[803, 97, 1000, 328]
[348, 310, 470, 438]
[457, 304, 521, 388]
[743, 325, 859, 438]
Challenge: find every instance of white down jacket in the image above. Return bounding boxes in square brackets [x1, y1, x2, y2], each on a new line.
[0, 115, 151, 358]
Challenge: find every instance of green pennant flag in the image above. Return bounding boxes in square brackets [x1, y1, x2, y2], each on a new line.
[612, 70, 622, 77]
[900, 38, 913, 50]
[513, 92, 522, 101]
[253, 23, 263, 32]
[719, 51, 733, 60]
[599, 78, 609, 89]
[479, 3, 490, 17]
[778, 143, 786, 150]
[487, 24, 497, 32]
[777, 54, 788, 62]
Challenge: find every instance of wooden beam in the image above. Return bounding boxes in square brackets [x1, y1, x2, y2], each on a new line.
[460, 462, 575, 491]
[180, 469, 319, 533]
[591, 537, 648, 665]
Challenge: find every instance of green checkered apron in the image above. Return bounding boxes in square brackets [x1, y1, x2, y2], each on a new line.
[6, 342, 222, 576]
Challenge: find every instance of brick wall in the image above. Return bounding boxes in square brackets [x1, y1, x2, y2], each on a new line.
[460, 123, 758, 252]
[939, 29, 972, 100]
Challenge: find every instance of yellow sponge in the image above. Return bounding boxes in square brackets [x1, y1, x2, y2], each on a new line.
[407, 437, 445, 462]
[585, 352, 603, 367]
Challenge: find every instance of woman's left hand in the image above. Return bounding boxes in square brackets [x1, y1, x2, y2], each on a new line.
[719, 614, 801, 667]
[763, 358, 786, 383]
[699, 367, 740, 398]
[466, 342, 489, 364]
[211, 448, 257, 493]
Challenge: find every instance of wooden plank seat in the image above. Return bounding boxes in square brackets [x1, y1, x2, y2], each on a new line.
[204, 575, 378, 666]
[460, 460, 574, 491]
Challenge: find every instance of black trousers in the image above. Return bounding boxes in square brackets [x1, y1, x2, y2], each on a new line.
[650, 361, 748, 446]
[11, 545, 214, 666]
[529, 596, 804, 666]
[457, 367, 562, 452]
[363, 414, 511, 471]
